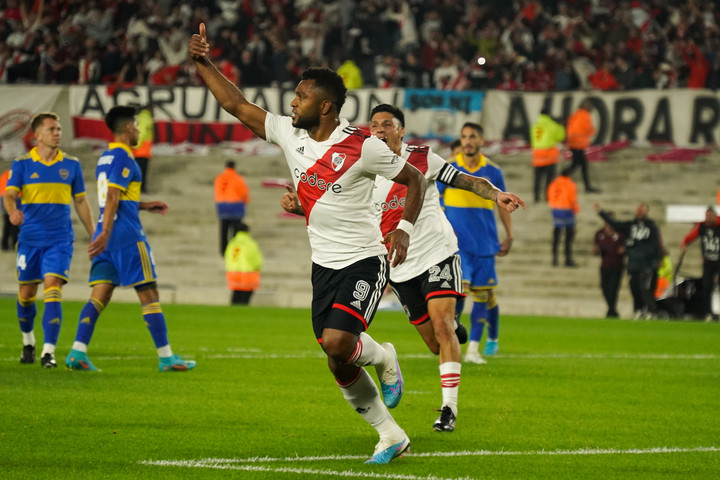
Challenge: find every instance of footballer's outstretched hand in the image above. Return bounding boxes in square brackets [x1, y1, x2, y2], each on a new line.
[497, 191, 525, 213]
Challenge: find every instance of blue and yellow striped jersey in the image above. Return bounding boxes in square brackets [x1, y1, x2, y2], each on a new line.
[6, 147, 86, 247]
[94, 142, 145, 251]
[438, 153, 506, 257]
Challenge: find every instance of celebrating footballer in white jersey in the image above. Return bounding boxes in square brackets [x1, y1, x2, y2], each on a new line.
[368, 104, 525, 432]
[190, 24, 428, 464]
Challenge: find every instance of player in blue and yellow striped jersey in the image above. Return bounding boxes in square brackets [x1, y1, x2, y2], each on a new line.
[64, 105, 196, 373]
[437, 123, 515, 364]
[3, 112, 95, 368]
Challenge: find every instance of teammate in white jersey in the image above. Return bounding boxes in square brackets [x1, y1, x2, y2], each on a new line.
[190, 25, 426, 464]
[369, 104, 524, 432]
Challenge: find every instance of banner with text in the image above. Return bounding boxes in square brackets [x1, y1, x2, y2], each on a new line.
[69, 85, 406, 144]
[482, 89, 720, 147]
[0, 86, 63, 160]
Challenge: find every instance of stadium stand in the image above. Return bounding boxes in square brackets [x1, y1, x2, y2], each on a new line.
[1, 1, 720, 90]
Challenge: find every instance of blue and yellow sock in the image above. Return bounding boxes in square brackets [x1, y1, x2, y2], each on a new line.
[487, 299, 499, 341]
[75, 298, 105, 345]
[469, 301, 487, 342]
[143, 302, 169, 348]
[42, 286, 62, 346]
[17, 294, 37, 334]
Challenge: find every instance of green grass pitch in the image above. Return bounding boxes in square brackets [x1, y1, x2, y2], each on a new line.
[1, 298, 718, 479]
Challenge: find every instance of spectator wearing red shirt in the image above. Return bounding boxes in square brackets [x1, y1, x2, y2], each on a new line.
[589, 60, 621, 90]
[496, 70, 519, 90]
[524, 60, 554, 91]
[682, 40, 710, 88]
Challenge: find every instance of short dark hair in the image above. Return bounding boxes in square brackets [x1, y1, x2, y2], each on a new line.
[449, 139, 461, 150]
[105, 106, 137, 134]
[370, 104, 405, 127]
[233, 221, 249, 234]
[560, 167, 573, 176]
[225, 160, 236, 169]
[31, 112, 59, 133]
[580, 99, 593, 111]
[462, 122, 483, 135]
[301, 67, 347, 113]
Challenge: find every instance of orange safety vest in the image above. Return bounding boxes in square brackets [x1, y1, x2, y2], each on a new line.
[547, 175, 579, 213]
[0, 168, 9, 195]
[214, 168, 250, 203]
[567, 108, 595, 149]
[532, 146, 560, 167]
[226, 271, 261, 291]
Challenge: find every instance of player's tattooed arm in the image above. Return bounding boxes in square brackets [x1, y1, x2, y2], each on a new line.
[450, 173, 500, 201]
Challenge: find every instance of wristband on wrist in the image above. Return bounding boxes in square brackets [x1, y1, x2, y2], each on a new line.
[396, 219, 414, 236]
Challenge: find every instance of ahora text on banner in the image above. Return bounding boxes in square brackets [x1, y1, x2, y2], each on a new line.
[482, 89, 720, 147]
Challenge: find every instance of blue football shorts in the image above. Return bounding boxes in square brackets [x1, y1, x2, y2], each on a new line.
[88, 240, 157, 288]
[16, 241, 73, 284]
[459, 252, 498, 290]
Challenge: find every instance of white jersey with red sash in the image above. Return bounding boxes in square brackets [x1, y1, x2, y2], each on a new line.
[373, 143, 459, 282]
[265, 114, 406, 269]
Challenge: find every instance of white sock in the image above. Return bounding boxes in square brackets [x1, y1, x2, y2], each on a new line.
[339, 368, 405, 442]
[467, 340, 480, 355]
[157, 345, 173, 358]
[41, 343, 55, 356]
[22, 331, 35, 346]
[439, 361, 461, 416]
[71, 341, 88, 353]
[348, 332, 388, 367]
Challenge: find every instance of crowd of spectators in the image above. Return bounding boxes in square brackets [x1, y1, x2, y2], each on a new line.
[2, 0, 720, 91]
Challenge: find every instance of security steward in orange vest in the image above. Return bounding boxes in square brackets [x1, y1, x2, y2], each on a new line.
[214, 160, 250, 255]
[547, 167, 579, 267]
[566, 99, 600, 193]
[0, 168, 20, 250]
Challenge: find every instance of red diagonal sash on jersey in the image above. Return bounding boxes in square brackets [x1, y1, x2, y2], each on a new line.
[296, 130, 366, 223]
[379, 146, 430, 239]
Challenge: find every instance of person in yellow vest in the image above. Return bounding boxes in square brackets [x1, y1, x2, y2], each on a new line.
[654, 253, 673, 299]
[530, 107, 566, 202]
[131, 104, 154, 193]
[337, 58, 364, 89]
[547, 167, 579, 267]
[225, 221, 263, 305]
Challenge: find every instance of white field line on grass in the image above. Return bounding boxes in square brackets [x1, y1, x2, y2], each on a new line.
[2, 352, 717, 363]
[141, 446, 720, 480]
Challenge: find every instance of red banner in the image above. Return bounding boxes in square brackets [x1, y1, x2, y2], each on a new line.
[72, 117, 257, 144]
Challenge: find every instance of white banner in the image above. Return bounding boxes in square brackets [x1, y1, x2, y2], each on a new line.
[69, 85, 404, 124]
[482, 89, 720, 147]
[0, 86, 63, 160]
